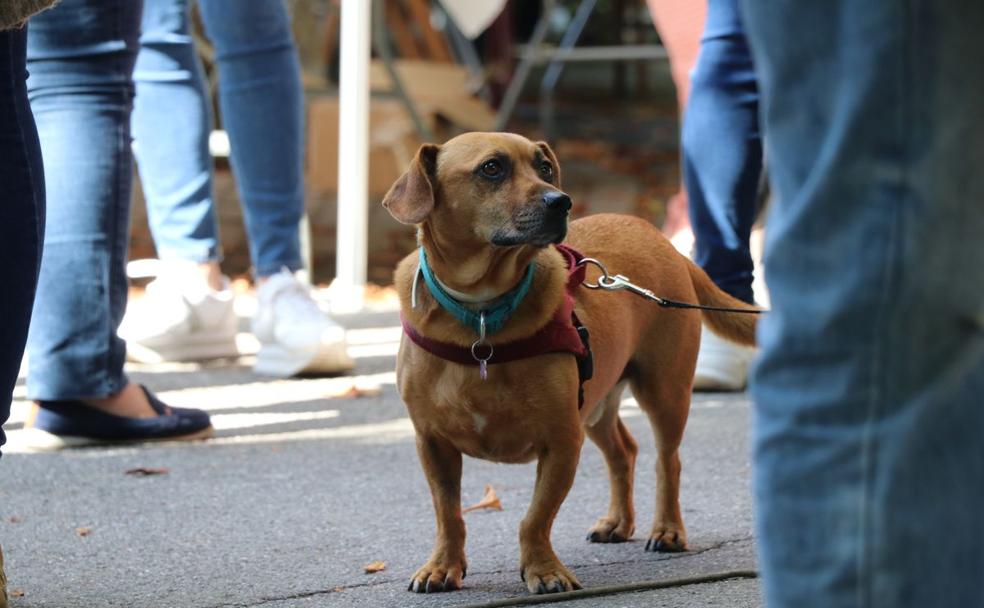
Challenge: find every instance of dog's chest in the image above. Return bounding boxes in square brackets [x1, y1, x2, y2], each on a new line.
[445, 373, 542, 462]
[403, 364, 560, 463]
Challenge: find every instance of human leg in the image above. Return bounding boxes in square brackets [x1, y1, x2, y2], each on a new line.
[645, 0, 705, 252]
[0, 25, 45, 455]
[24, 0, 212, 444]
[25, 0, 143, 401]
[683, 0, 760, 306]
[196, 0, 350, 376]
[1, 21, 47, 606]
[682, 0, 760, 390]
[0, 541, 5, 608]
[645, 0, 705, 111]
[742, 1, 984, 606]
[123, 0, 237, 363]
[132, 0, 221, 266]
[197, 0, 303, 277]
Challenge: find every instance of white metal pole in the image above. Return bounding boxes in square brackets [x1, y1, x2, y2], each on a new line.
[333, 0, 371, 311]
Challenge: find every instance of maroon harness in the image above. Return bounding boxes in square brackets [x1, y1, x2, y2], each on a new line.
[400, 244, 594, 407]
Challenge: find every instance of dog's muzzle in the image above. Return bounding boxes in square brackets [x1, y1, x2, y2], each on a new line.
[542, 191, 572, 213]
[491, 192, 572, 247]
[538, 191, 571, 244]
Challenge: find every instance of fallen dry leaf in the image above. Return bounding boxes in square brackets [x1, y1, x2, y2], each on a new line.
[319, 382, 380, 400]
[364, 284, 399, 303]
[10, 588, 25, 598]
[75, 527, 92, 537]
[363, 560, 386, 574]
[125, 467, 170, 476]
[462, 484, 503, 514]
[340, 385, 381, 399]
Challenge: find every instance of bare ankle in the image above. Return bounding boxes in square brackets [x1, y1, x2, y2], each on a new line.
[199, 261, 225, 292]
[81, 384, 157, 419]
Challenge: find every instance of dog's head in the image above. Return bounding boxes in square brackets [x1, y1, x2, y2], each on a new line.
[382, 132, 571, 249]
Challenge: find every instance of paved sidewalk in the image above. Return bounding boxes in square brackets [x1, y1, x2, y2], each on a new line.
[1, 310, 761, 607]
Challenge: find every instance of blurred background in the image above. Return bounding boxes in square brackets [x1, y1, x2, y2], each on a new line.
[128, 0, 683, 286]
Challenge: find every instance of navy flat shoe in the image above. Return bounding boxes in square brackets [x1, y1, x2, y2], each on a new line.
[27, 385, 213, 447]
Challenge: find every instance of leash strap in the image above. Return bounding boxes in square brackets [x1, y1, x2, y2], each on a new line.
[653, 298, 765, 314]
[577, 257, 766, 314]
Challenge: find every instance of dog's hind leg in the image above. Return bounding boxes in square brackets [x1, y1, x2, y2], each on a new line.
[584, 383, 638, 543]
[629, 355, 694, 553]
[409, 435, 468, 593]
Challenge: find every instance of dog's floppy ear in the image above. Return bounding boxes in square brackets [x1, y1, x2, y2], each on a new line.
[382, 144, 440, 225]
[536, 141, 562, 187]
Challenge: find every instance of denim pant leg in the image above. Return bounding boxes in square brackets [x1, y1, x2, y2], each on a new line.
[682, 0, 761, 304]
[741, 2, 984, 607]
[25, 0, 143, 400]
[132, 0, 221, 264]
[198, 0, 304, 277]
[0, 26, 46, 453]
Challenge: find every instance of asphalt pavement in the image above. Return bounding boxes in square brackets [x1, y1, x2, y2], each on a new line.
[0, 309, 761, 608]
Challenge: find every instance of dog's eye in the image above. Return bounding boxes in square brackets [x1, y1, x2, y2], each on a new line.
[480, 159, 502, 178]
[539, 162, 554, 180]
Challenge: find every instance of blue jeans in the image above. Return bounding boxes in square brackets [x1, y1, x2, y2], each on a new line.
[741, 1, 984, 606]
[682, 0, 761, 304]
[0, 25, 46, 453]
[132, 0, 304, 277]
[25, 0, 142, 400]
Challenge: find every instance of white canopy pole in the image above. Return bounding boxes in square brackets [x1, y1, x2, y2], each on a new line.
[332, 0, 371, 311]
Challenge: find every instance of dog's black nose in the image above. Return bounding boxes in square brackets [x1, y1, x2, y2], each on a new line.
[542, 191, 572, 212]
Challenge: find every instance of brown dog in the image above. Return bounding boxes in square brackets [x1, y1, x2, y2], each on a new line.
[383, 132, 758, 595]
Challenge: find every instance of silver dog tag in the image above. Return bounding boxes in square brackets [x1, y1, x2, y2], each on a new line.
[471, 312, 493, 381]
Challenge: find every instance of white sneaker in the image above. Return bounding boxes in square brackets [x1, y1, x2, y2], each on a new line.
[692, 324, 757, 392]
[251, 269, 353, 377]
[119, 261, 239, 363]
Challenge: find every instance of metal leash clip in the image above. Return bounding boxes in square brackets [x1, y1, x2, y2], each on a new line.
[577, 257, 666, 304]
[576, 256, 765, 314]
[470, 311, 494, 380]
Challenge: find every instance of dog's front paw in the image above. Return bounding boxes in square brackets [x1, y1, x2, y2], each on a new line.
[408, 558, 467, 593]
[521, 558, 582, 594]
[644, 524, 688, 553]
[586, 516, 634, 543]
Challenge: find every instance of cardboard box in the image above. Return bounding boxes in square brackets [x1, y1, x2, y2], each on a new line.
[306, 96, 423, 196]
[369, 60, 496, 132]
[306, 61, 497, 196]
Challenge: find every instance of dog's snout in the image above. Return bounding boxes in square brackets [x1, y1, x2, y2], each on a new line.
[542, 191, 572, 212]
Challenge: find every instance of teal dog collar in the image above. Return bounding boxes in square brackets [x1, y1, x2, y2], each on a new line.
[417, 248, 535, 336]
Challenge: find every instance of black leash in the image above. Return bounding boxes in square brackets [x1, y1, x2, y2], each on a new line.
[652, 297, 765, 314]
[576, 257, 767, 315]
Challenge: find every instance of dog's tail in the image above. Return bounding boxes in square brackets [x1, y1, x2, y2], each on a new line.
[685, 259, 760, 347]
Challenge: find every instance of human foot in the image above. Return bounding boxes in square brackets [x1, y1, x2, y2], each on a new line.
[23, 385, 212, 449]
[81, 382, 157, 418]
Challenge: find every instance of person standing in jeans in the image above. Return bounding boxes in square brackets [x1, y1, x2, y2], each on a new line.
[645, 0, 705, 254]
[741, 1, 984, 605]
[22, 0, 213, 447]
[0, 2, 56, 601]
[680, 0, 761, 390]
[120, 0, 352, 378]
